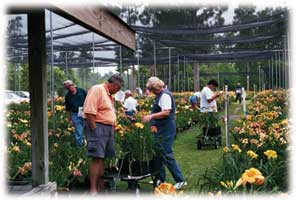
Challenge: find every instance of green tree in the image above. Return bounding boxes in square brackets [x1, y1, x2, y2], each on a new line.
[137, 6, 228, 91]
[76, 48, 93, 89]
[232, 5, 288, 90]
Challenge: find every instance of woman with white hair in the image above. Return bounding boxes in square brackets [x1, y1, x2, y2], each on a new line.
[142, 77, 187, 190]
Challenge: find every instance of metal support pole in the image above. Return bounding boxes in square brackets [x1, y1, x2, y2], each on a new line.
[217, 72, 220, 91]
[247, 75, 250, 91]
[268, 60, 271, 89]
[14, 63, 17, 91]
[92, 33, 95, 68]
[242, 87, 247, 116]
[177, 55, 179, 92]
[277, 52, 280, 89]
[285, 33, 290, 89]
[275, 52, 278, 89]
[286, 32, 290, 89]
[153, 41, 156, 76]
[163, 63, 166, 83]
[65, 51, 68, 79]
[18, 64, 20, 91]
[137, 54, 140, 87]
[281, 51, 284, 88]
[258, 65, 261, 91]
[50, 11, 55, 134]
[253, 84, 256, 103]
[119, 45, 122, 75]
[271, 56, 274, 91]
[282, 50, 285, 89]
[225, 85, 230, 147]
[168, 47, 171, 90]
[262, 68, 265, 90]
[283, 35, 288, 89]
[247, 62, 250, 91]
[280, 51, 282, 89]
[278, 51, 281, 89]
[187, 60, 190, 91]
[173, 74, 176, 92]
[127, 67, 130, 90]
[183, 56, 185, 92]
[282, 38, 286, 89]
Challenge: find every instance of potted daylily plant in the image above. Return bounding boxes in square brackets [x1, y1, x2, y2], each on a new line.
[114, 117, 156, 176]
[196, 112, 222, 149]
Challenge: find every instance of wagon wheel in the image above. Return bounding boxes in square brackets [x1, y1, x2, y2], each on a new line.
[214, 140, 219, 149]
[197, 140, 202, 150]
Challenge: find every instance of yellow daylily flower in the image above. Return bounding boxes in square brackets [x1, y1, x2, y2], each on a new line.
[264, 150, 278, 160]
[235, 167, 265, 188]
[247, 150, 258, 159]
[231, 144, 242, 153]
[134, 122, 144, 129]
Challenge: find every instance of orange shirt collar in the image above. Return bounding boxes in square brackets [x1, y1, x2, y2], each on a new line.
[103, 83, 111, 96]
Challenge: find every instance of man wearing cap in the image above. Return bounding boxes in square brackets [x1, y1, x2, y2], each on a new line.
[64, 80, 87, 148]
[123, 90, 138, 122]
[83, 74, 124, 194]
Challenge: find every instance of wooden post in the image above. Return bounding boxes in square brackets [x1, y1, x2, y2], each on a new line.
[131, 65, 136, 91]
[28, 9, 49, 187]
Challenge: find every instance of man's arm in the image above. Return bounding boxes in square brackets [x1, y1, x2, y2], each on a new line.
[66, 111, 72, 122]
[85, 113, 97, 130]
[207, 91, 222, 103]
[207, 94, 219, 103]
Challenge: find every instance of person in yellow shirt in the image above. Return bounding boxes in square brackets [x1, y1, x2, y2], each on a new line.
[83, 74, 124, 194]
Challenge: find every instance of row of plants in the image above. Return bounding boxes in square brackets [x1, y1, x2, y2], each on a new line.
[198, 89, 289, 194]
[7, 92, 225, 189]
[6, 98, 89, 188]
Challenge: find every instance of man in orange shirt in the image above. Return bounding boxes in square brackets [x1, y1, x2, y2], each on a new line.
[83, 74, 124, 194]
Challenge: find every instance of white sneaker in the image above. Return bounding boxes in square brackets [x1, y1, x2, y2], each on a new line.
[156, 179, 162, 187]
[174, 181, 187, 190]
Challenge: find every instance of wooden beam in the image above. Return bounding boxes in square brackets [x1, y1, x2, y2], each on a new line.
[28, 9, 49, 187]
[23, 182, 57, 196]
[50, 6, 136, 50]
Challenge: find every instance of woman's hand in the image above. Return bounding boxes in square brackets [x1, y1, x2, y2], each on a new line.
[142, 114, 153, 123]
[150, 126, 158, 133]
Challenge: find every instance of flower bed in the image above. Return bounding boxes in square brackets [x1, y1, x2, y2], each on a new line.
[198, 90, 289, 194]
[6, 93, 209, 189]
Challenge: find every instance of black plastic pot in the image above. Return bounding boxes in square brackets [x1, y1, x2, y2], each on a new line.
[118, 158, 150, 176]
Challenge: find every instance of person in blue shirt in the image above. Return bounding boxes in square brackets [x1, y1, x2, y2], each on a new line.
[142, 77, 187, 190]
[189, 91, 201, 109]
[64, 80, 87, 147]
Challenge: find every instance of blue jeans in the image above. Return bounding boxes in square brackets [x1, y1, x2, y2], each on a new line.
[154, 121, 184, 183]
[71, 112, 84, 148]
